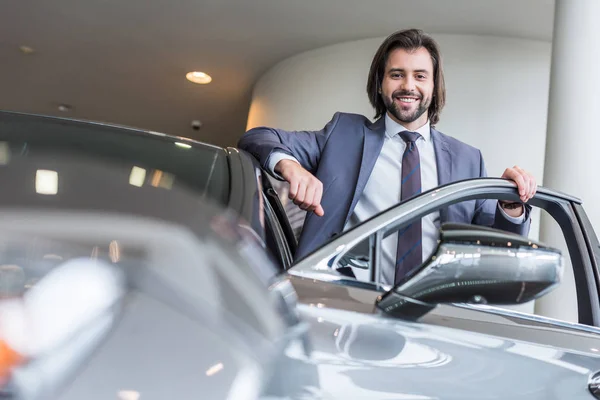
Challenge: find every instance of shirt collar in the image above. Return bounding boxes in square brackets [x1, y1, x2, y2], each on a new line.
[384, 113, 431, 142]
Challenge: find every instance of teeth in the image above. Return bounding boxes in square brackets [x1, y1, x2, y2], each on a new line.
[397, 97, 417, 103]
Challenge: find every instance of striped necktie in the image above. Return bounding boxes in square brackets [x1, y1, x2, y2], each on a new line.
[395, 130, 423, 284]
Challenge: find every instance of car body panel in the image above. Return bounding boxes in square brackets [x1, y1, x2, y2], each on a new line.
[290, 304, 600, 399]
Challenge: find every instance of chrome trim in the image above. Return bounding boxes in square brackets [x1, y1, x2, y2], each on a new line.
[458, 303, 600, 336]
[289, 270, 389, 292]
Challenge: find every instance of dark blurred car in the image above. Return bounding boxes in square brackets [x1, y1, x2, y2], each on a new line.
[3, 111, 600, 400]
[0, 111, 303, 399]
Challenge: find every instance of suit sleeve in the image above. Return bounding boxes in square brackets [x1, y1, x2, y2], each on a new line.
[237, 112, 343, 175]
[471, 151, 532, 236]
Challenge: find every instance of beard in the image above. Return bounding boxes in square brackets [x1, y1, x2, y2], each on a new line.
[384, 90, 431, 124]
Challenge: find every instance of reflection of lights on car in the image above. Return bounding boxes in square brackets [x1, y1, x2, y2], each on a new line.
[117, 390, 140, 400]
[331, 322, 452, 368]
[109, 241, 121, 263]
[150, 169, 174, 190]
[0, 142, 10, 165]
[91, 246, 99, 259]
[175, 142, 192, 149]
[205, 362, 224, 376]
[35, 169, 58, 195]
[0, 259, 126, 387]
[129, 166, 146, 187]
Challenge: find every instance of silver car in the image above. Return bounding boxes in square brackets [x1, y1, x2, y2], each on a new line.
[2, 111, 600, 400]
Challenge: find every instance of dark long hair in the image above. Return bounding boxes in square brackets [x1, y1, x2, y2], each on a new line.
[366, 29, 446, 126]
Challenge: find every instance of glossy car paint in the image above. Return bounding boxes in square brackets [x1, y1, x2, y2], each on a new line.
[288, 275, 600, 399]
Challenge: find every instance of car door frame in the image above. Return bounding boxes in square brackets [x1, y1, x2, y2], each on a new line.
[230, 148, 296, 271]
[289, 178, 600, 327]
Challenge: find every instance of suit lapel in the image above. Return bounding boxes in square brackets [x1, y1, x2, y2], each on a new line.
[344, 117, 386, 226]
[431, 128, 452, 222]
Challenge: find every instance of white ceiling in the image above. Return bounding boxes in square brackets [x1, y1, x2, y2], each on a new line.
[0, 0, 554, 146]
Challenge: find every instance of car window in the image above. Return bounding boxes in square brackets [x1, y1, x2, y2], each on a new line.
[0, 113, 230, 207]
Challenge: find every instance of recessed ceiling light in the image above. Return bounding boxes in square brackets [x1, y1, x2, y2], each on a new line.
[186, 71, 212, 84]
[19, 46, 35, 55]
[57, 104, 73, 112]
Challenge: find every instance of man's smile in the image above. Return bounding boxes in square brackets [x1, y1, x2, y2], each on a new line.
[394, 95, 420, 106]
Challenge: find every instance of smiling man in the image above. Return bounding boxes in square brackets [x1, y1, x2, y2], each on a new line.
[239, 29, 536, 284]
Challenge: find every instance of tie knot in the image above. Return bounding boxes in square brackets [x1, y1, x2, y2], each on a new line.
[399, 130, 421, 143]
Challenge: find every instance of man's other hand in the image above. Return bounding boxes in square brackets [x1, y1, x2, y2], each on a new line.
[276, 159, 325, 216]
[501, 166, 537, 203]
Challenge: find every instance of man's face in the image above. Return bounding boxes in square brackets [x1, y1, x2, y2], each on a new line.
[380, 47, 435, 128]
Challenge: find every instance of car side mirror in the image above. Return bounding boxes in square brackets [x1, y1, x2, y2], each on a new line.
[376, 223, 563, 320]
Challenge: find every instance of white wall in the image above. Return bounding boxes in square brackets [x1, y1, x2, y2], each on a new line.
[247, 34, 551, 241]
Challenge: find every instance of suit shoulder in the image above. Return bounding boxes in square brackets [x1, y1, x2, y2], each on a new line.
[434, 129, 482, 159]
[332, 112, 373, 127]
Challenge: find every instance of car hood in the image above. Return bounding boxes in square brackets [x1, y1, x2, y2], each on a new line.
[284, 276, 600, 399]
[271, 304, 600, 399]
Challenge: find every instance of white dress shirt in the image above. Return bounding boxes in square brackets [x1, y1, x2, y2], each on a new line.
[342, 115, 439, 284]
[268, 114, 523, 284]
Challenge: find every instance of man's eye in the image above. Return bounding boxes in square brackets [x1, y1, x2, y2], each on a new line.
[417, 75, 426, 79]
[391, 73, 402, 78]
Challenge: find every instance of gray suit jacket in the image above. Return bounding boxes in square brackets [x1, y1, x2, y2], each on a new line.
[239, 112, 531, 259]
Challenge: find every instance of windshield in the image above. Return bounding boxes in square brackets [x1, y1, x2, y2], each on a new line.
[0, 112, 230, 207]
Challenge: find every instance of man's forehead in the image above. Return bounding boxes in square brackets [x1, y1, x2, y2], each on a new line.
[385, 47, 433, 71]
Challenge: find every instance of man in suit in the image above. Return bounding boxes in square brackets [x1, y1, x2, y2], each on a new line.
[239, 29, 536, 285]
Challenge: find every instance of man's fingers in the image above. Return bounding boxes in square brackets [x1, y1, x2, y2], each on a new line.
[288, 180, 299, 200]
[515, 166, 537, 201]
[529, 176, 537, 200]
[281, 162, 324, 216]
[308, 181, 324, 216]
[293, 182, 307, 206]
[314, 180, 323, 212]
[502, 167, 525, 200]
[522, 167, 537, 200]
[314, 205, 325, 217]
[300, 184, 316, 209]
[299, 180, 324, 216]
[503, 165, 538, 202]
